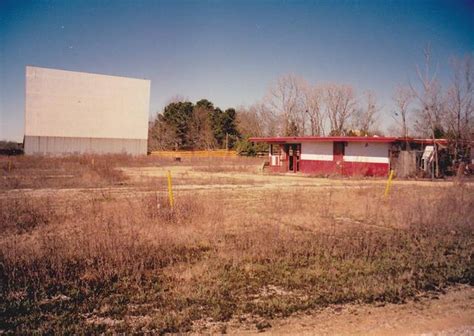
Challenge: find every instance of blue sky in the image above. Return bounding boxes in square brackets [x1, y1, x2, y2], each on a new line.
[1, 0, 473, 141]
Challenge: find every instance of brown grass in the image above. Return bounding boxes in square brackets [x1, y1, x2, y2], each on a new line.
[0, 155, 135, 190]
[0, 175, 472, 334]
[0, 155, 264, 190]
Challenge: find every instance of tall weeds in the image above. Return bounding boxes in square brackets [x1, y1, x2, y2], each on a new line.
[0, 155, 264, 190]
[0, 185, 472, 334]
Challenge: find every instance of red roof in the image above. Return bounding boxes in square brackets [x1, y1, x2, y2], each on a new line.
[397, 137, 449, 145]
[249, 136, 398, 143]
[249, 136, 454, 145]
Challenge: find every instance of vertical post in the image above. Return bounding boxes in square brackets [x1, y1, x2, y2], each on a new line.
[167, 170, 174, 208]
[384, 170, 394, 198]
[8, 160, 12, 172]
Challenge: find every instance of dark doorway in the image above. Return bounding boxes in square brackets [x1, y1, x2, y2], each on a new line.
[287, 144, 301, 172]
[333, 142, 345, 174]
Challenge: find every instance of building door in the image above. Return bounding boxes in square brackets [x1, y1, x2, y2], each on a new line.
[333, 142, 345, 174]
[288, 144, 301, 172]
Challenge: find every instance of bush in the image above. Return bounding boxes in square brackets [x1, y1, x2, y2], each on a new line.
[235, 137, 267, 156]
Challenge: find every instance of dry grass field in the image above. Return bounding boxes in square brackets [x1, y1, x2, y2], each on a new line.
[1, 155, 473, 334]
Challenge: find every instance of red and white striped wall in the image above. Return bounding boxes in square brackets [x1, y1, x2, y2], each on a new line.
[253, 136, 394, 177]
[299, 142, 390, 176]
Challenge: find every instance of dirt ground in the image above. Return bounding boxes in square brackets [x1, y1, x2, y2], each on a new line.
[3, 163, 472, 200]
[226, 285, 474, 335]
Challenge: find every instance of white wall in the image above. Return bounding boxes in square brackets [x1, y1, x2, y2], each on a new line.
[301, 142, 333, 161]
[344, 142, 389, 163]
[25, 66, 150, 140]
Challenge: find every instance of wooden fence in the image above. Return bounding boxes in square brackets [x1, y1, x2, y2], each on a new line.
[149, 150, 238, 158]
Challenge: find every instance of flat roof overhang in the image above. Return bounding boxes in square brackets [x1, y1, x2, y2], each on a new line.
[249, 136, 398, 144]
[397, 137, 449, 145]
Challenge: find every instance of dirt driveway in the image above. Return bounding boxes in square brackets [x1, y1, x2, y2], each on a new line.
[225, 286, 474, 335]
[2, 164, 472, 201]
[121, 165, 472, 189]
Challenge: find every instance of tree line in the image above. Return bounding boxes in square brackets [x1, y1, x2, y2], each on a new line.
[149, 49, 473, 155]
[148, 99, 240, 151]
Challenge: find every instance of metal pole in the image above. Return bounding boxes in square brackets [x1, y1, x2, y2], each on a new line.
[384, 170, 394, 198]
[167, 170, 174, 208]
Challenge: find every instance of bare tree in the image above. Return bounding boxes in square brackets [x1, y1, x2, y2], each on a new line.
[410, 46, 444, 138]
[301, 81, 325, 135]
[256, 102, 280, 136]
[392, 85, 414, 139]
[324, 84, 357, 135]
[148, 115, 178, 151]
[188, 105, 215, 150]
[265, 74, 303, 136]
[236, 104, 265, 137]
[410, 46, 444, 177]
[352, 90, 380, 135]
[236, 102, 278, 137]
[445, 55, 474, 142]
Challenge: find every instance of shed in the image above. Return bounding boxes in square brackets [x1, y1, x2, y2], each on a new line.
[250, 136, 397, 177]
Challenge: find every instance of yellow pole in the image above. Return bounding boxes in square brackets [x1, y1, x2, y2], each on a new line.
[384, 170, 394, 198]
[167, 170, 174, 208]
[8, 160, 11, 172]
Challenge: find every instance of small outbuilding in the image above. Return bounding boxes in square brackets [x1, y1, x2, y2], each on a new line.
[251, 136, 468, 177]
[250, 136, 396, 177]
